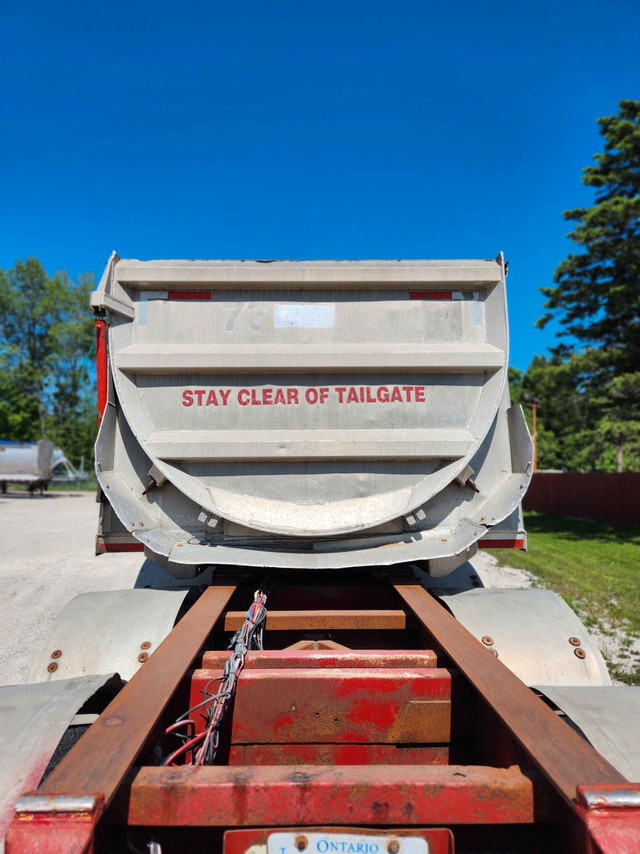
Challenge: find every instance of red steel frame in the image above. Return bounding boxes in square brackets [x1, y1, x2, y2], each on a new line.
[6, 578, 640, 854]
[94, 317, 108, 424]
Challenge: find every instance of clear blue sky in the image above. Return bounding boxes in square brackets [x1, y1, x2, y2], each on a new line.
[1, 0, 638, 369]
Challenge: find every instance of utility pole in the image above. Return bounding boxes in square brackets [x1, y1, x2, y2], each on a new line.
[528, 402, 538, 473]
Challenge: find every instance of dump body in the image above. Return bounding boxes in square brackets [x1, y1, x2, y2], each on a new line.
[0, 440, 54, 485]
[93, 255, 532, 575]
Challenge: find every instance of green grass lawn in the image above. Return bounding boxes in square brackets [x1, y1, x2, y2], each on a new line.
[493, 512, 640, 684]
[49, 477, 98, 492]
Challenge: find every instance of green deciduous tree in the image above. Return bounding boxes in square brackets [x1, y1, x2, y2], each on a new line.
[537, 99, 640, 470]
[0, 258, 98, 468]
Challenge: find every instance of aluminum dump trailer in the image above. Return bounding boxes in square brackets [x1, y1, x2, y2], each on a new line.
[0, 439, 54, 493]
[92, 253, 531, 575]
[3, 255, 640, 854]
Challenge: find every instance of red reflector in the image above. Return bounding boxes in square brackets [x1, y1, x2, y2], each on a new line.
[409, 291, 453, 300]
[167, 290, 212, 300]
[478, 539, 525, 549]
[104, 543, 145, 552]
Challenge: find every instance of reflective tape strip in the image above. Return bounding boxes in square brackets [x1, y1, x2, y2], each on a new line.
[167, 291, 213, 300]
[409, 291, 453, 300]
[138, 291, 168, 324]
[478, 539, 525, 549]
[104, 543, 145, 552]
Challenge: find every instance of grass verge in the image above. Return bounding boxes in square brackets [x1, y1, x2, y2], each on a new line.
[50, 477, 98, 492]
[492, 512, 640, 685]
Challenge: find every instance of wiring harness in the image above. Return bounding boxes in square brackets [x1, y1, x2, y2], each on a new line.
[163, 587, 268, 766]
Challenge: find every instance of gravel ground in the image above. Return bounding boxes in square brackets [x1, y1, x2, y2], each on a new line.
[0, 490, 174, 687]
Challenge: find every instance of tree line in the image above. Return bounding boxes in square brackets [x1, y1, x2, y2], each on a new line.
[0, 101, 638, 472]
[0, 260, 97, 468]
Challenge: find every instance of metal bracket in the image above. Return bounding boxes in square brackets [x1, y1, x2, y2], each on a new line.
[198, 510, 221, 529]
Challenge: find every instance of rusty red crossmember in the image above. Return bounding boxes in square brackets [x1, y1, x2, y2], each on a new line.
[189, 666, 453, 747]
[116, 764, 548, 827]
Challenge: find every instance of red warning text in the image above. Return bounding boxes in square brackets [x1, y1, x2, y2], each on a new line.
[182, 385, 427, 407]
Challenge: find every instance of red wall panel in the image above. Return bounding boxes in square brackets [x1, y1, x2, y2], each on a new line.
[523, 472, 640, 527]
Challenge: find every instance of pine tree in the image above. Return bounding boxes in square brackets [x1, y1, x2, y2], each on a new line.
[538, 99, 640, 470]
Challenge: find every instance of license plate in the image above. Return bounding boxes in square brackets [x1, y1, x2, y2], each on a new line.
[267, 832, 429, 854]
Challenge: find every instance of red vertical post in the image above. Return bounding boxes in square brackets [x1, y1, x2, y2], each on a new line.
[95, 318, 107, 424]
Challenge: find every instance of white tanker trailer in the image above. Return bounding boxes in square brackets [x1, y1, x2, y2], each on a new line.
[0, 439, 54, 494]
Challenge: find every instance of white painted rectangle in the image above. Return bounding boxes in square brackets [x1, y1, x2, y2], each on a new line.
[274, 303, 335, 328]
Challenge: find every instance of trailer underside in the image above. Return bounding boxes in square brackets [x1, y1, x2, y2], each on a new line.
[5, 569, 640, 854]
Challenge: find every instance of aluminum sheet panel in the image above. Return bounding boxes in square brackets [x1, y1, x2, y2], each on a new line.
[0, 675, 114, 842]
[28, 589, 187, 683]
[536, 685, 640, 781]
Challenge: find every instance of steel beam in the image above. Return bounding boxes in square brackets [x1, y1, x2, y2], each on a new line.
[392, 582, 625, 807]
[37, 583, 236, 799]
[6, 583, 236, 854]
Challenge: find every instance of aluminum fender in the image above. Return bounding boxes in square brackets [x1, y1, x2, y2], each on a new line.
[28, 589, 188, 683]
[535, 686, 640, 782]
[438, 588, 611, 687]
[0, 674, 116, 841]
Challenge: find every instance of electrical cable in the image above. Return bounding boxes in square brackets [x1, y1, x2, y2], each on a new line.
[163, 585, 268, 766]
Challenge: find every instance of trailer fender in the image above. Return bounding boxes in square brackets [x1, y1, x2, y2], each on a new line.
[437, 587, 611, 687]
[27, 589, 188, 683]
[534, 685, 640, 782]
[0, 674, 117, 842]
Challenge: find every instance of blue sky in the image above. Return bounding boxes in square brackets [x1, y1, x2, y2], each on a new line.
[1, 0, 638, 369]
